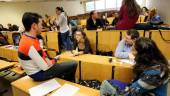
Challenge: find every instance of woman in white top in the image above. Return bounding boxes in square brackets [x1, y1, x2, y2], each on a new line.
[55, 7, 72, 50]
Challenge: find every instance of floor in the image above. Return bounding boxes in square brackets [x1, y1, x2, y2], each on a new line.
[0, 78, 170, 96]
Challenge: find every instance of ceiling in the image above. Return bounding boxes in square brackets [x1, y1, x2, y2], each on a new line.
[0, 0, 89, 2]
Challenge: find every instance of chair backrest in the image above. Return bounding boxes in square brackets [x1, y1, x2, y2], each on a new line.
[107, 17, 115, 24]
[150, 30, 170, 60]
[84, 30, 97, 54]
[40, 32, 47, 47]
[81, 61, 112, 82]
[46, 32, 59, 58]
[98, 30, 120, 53]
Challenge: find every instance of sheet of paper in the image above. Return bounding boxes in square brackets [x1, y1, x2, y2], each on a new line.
[120, 59, 135, 65]
[51, 84, 80, 96]
[29, 79, 61, 96]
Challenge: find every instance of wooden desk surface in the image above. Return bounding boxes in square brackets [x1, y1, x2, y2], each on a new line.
[0, 60, 15, 70]
[11, 76, 100, 96]
[60, 52, 133, 68]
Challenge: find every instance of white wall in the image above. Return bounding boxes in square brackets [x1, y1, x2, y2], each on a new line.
[0, 1, 85, 27]
[146, 0, 170, 24]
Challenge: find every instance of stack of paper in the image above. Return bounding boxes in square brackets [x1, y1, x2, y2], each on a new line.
[51, 84, 80, 96]
[29, 79, 61, 96]
[120, 59, 135, 65]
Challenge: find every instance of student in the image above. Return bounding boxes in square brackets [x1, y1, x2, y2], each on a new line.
[18, 12, 77, 81]
[100, 14, 109, 27]
[0, 24, 4, 31]
[72, 29, 92, 56]
[116, 0, 141, 30]
[147, 8, 163, 25]
[0, 32, 8, 45]
[141, 7, 149, 22]
[114, 29, 139, 59]
[86, 11, 104, 30]
[55, 7, 72, 50]
[111, 12, 119, 26]
[101, 37, 169, 96]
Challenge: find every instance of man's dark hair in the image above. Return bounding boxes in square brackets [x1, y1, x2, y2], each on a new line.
[126, 29, 139, 39]
[56, 7, 64, 12]
[90, 10, 96, 17]
[22, 12, 42, 32]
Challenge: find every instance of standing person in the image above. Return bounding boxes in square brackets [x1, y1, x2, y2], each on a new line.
[55, 7, 72, 50]
[116, 0, 141, 30]
[18, 12, 77, 81]
[86, 11, 104, 30]
[101, 38, 169, 96]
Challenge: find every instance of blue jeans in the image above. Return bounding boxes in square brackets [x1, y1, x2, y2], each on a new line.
[60, 31, 73, 50]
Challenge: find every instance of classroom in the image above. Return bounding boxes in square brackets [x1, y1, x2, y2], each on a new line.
[0, 0, 170, 96]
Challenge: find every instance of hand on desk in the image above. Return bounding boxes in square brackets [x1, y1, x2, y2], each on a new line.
[54, 56, 60, 61]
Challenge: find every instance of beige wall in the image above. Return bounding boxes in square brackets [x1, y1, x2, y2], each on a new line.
[146, 0, 170, 24]
[0, 1, 85, 27]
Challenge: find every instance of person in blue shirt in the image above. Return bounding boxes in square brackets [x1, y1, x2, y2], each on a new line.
[114, 29, 139, 59]
[101, 37, 169, 96]
[147, 8, 163, 25]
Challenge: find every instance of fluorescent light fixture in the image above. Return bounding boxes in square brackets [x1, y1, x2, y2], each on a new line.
[0, 0, 13, 1]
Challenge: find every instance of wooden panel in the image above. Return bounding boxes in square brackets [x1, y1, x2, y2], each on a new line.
[46, 32, 59, 58]
[80, 19, 87, 26]
[0, 60, 15, 71]
[151, 30, 170, 60]
[81, 62, 112, 82]
[84, 30, 97, 54]
[114, 66, 134, 83]
[6, 32, 13, 44]
[41, 32, 47, 47]
[107, 17, 115, 24]
[98, 30, 120, 52]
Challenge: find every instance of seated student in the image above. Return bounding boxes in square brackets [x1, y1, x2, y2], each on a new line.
[141, 7, 149, 22]
[18, 12, 77, 81]
[101, 37, 169, 96]
[114, 29, 139, 59]
[0, 32, 9, 45]
[100, 14, 109, 26]
[86, 11, 104, 30]
[111, 12, 119, 26]
[147, 8, 163, 25]
[72, 29, 92, 56]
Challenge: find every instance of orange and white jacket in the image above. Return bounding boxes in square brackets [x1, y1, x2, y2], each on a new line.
[18, 33, 54, 75]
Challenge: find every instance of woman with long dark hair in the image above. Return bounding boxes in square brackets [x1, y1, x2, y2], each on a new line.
[72, 29, 92, 56]
[116, 0, 141, 30]
[100, 37, 169, 96]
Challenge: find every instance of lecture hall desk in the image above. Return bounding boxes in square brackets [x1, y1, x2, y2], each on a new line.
[0, 60, 15, 71]
[11, 76, 100, 96]
[59, 52, 134, 83]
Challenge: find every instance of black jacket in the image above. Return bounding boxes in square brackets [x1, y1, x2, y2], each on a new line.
[86, 18, 103, 30]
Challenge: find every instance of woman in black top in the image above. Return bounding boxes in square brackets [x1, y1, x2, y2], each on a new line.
[72, 29, 92, 56]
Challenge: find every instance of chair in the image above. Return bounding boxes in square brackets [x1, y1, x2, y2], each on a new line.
[12, 33, 21, 46]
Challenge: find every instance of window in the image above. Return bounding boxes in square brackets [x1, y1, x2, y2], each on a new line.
[86, 1, 95, 12]
[95, 0, 105, 10]
[85, 0, 146, 12]
[106, 0, 116, 9]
